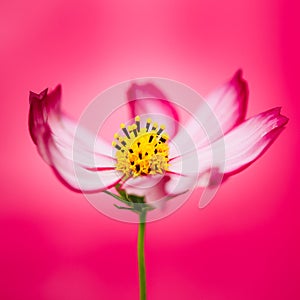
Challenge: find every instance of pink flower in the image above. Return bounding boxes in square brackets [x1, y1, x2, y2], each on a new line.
[29, 71, 288, 206]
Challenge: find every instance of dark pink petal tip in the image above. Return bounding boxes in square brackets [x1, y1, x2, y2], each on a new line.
[258, 107, 289, 130]
[230, 69, 249, 122]
[272, 107, 289, 127]
[28, 85, 62, 145]
[231, 69, 247, 92]
[29, 88, 48, 104]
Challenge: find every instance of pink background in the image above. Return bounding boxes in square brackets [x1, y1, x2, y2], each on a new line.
[1, 0, 299, 299]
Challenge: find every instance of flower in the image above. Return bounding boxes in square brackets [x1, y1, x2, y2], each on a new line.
[29, 70, 288, 207]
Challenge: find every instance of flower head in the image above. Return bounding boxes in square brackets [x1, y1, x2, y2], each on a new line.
[113, 117, 170, 177]
[29, 71, 288, 209]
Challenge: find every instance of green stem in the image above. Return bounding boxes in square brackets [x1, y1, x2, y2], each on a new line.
[138, 210, 147, 300]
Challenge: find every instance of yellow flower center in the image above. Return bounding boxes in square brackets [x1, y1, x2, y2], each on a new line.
[112, 116, 170, 178]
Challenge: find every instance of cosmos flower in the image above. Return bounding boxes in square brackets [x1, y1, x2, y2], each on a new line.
[29, 70, 288, 207]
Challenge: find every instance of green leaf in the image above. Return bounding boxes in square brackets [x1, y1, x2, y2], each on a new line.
[115, 184, 131, 201]
[113, 204, 135, 211]
[128, 194, 145, 204]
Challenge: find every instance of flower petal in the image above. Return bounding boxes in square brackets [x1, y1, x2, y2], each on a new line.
[29, 87, 59, 145]
[170, 107, 288, 186]
[121, 175, 165, 199]
[177, 70, 248, 149]
[122, 175, 171, 205]
[126, 82, 180, 138]
[205, 69, 248, 133]
[29, 86, 122, 192]
[47, 130, 122, 192]
[219, 107, 288, 175]
[165, 172, 198, 195]
[51, 114, 115, 168]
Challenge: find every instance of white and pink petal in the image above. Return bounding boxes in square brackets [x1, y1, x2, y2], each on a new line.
[121, 174, 172, 206]
[205, 69, 248, 133]
[29, 87, 122, 192]
[176, 70, 248, 149]
[169, 107, 288, 187]
[219, 107, 288, 175]
[126, 82, 180, 138]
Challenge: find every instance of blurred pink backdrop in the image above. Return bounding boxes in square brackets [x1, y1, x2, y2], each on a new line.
[0, 0, 299, 299]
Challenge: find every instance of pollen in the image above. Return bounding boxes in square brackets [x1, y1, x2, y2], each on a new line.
[112, 116, 170, 177]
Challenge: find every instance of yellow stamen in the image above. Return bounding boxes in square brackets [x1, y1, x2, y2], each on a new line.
[135, 115, 141, 132]
[112, 116, 170, 177]
[151, 122, 158, 132]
